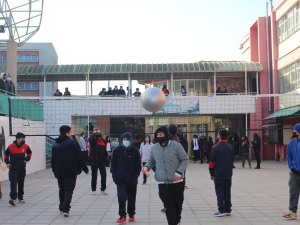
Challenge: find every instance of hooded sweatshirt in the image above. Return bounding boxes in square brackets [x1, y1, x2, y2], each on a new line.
[110, 132, 141, 186]
[5, 140, 32, 170]
[51, 135, 88, 178]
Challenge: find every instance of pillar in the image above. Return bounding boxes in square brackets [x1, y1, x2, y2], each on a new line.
[170, 72, 173, 96]
[6, 41, 17, 94]
[214, 72, 216, 96]
[128, 73, 131, 97]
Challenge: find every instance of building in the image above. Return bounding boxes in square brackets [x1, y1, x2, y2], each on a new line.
[0, 42, 58, 96]
[240, 0, 300, 160]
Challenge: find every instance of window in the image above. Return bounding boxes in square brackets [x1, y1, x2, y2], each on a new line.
[278, 59, 300, 93]
[191, 124, 208, 137]
[17, 82, 38, 90]
[31, 55, 38, 62]
[25, 55, 31, 61]
[17, 55, 38, 62]
[17, 55, 24, 61]
[2, 55, 6, 62]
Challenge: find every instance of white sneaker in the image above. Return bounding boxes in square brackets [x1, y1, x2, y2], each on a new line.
[63, 212, 69, 217]
[100, 190, 108, 195]
[17, 199, 25, 204]
[239, 167, 244, 169]
[92, 191, 97, 195]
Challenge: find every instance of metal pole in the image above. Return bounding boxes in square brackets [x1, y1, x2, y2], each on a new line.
[87, 66, 90, 139]
[128, 73, 131, 97]
[256, 71, 259, 94]
[108, 80, 110, 90]
[91, 80, 93, 96]
[170, 72, 173, 96]
[85, 74, 87, 96]
[214, 72, 216, 96]
[43, 74, 46, 97]
[266, 2, 271, 111]
[270, 0, 275, 95]
[245, 63, 247, 95]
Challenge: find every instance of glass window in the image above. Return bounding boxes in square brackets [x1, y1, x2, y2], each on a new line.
[284, 67, 290, 92]
[2, 55, 7, 62]
[201, 80, 208, 95]
[18, 83, 24, 89]
[25, 55, 31, 61]
[279, 70, 284, 93]
[188, 80, 195, 95]
[290, 64, 296, 90]
[17, 55, 24, 62]
[195, 80, 201, 91]
[298, 61, 300, 88]
[24, 83, 31, 89]
[31, 83, 38, 89]
[174, 81, 180, 92]
[31, 55, 38, 62]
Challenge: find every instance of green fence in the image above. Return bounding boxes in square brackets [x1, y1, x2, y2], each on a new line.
[46, 136, 54, 157]
[0, 91, 10, 116]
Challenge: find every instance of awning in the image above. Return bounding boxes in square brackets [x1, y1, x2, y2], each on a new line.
[263, 106, 300, 120]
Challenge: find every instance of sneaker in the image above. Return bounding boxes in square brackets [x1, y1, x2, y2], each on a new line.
[100, 190, 108, 195]
[9, 199, 16, 206]
[142, 181, 146, 185]
[249, 166, 252, 169]
[225, 212, 232, 216]
[18, 199, 25, 204]
[283, 211, 297, 219]
[161, 208, 166, 213]
[63, 212, 69, 217]
[117, 216, 126, 223]
[129, 215, 135, 222]
[254, 167, 260, 169]
[92, 191, 97, 195]
[214, 212, 225, 217]
[240, 167, 244, 169]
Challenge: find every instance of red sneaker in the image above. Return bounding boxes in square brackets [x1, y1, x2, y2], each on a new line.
[129, 215, 135, 222]
[283, 211, 297, 219]
[117, 216, 126, 223]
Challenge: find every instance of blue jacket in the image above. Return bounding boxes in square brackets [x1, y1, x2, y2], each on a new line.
[51, 136, 89, 179]
[111, 132, 141, 186]
[287, 138, 300, 172]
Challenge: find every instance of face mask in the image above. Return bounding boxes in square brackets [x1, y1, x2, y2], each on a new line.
[123, 140, 130, 148]
[3, 77, 6, 80]
[83, 135, 85, 138]
[293, 132, 297, 136]
[157, 136, 167, 144]
[177, 133, 181, 137]
[7, 78, 11, 81]
[20, 140, 25, 145]
[108, 138, 110, 140]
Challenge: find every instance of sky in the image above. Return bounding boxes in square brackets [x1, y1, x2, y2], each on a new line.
[7, 0, 275, 95]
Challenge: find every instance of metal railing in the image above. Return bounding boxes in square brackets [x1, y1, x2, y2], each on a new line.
[46, 136, 55, 157]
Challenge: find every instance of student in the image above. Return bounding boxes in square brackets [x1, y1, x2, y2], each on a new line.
[111, 132, 141, 223]
[133, 88, 141, 97]
[112, 85, 119, 97]
[168, 124, 180, 143]
[284, 123, 300, 219]
[227, 134, 235, 168]
[64, 87, 71, 96]
[140, 135, 155, 185]
[99, 88, 106, 96]
[201, 136, 207, 163]
[191, 135, 200, 163]
[119, 86, 126, 95]
[51, 126, 89, 216]
[209, 129, 234, 217]
[4, 74, 16, 94]
[0, 72, 6, 91]
[162, 85, 169, 96]
[240, 136, 251, 169]
[177, 129, 188, 189]
[79, 132, 88, 163]
[181, 86, 186, 96]
[88, 129, 109, 195]
[5, 132, 32, 205]
[106, 87, 113, 96]
[54, 89, 62, 96]
[206, 136, 214, 164]
[252, 133, 261, 169]
[105, 135, 112, 166]
[143, 125, 188, 225]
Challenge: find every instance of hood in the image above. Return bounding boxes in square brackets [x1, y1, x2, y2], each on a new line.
[13, 140, 25, 148]
[169, 124, 177, 135]
[53, 136, 75, 150]
[154, 125, 170, 144]
[119, 132, 134, 146]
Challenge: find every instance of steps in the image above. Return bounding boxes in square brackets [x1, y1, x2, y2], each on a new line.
[46, 155, 51, 169]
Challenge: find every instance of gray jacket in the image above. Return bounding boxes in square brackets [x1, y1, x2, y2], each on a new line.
[145, 141, 189, 184]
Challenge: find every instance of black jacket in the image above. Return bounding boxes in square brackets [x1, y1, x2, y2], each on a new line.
[0, 79, 6, 91]
[209, 140, 234, 179]
[206, 137, 214, 153]
[119, 89, 125, 95]
[51, 136, 88, 178]
[53, 91, 62, 96]
[87, 133, 108, 166]
[179, 136, 188, 153]
[112, 89, 119, 96]
[111, 132, 141, 187]
[5, 141, 32, 170]
[242, 141, 250, 153]
[4, 81, 15, 94]
[202, 137, 208, 152]
[169, 135, 180, 143]
[252, 138, 261, 150]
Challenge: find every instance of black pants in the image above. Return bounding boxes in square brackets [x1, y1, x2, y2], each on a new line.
[91, 161, 107, 191]
[82, 151, 88, 163]
[57, 176, 77, 213]
[200, 150, 204, 163]
[242, 153, 251, 167]
[214, 178, 232, 213]
[205, 151, 210, 163]
[142, 162, 156, 182]
[117, 183, 137, 217]
[159, 182, 184, 225]
[193, 150, 200, 162]
[9, 168, 26, 200]
[254, 149, 261, 168]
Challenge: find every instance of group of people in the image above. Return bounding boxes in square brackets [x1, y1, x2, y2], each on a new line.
[216, 86, 229, 95]
[192, 135, 213, 164]
[0, 72, 16, 94]
[99, 86, 141, 97]
[161, 85, 187, 96]
[53, 87, 71, 96]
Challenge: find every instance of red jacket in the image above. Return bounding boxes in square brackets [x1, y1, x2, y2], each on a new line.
[5, 141, 32, 170]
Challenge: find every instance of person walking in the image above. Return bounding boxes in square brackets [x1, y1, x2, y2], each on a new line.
[51, 126, 89, 217]
[283, 123, 300, 219]
[4, 132, 32, 206]
[4, 74, 15, 94]
[87, 129, 109, 195]
[79, 132, 88, 163]
[140, 135, 155, 185]
[252, 133, 261, 169]
[240, 136, 251, 169]
[191, 135, 200, 163]
[111, 132, 141, 223]
[105, 135, 112, 167]
[143, 125, 188, 225]
[169, 124, 180, 143]
[209, 129, 234, 217]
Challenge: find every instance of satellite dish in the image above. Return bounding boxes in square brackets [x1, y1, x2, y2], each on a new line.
[0, 0, 44, 47]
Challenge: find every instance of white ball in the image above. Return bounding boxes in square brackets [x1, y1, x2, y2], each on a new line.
[140, 87, 166, 112]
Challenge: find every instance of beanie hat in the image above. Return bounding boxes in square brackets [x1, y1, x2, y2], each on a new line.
[16, 132, 25, 139]
[168, 124, 177, 135]
[294, 124, 300, 134]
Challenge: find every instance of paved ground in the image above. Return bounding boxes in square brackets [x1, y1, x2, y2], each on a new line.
[0, 160, 299, 225]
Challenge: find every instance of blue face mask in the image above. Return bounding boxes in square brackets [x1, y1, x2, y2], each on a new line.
[7, 78, 11, 81]
[123, 140, 131, 148]
[83, 135, 85, 138]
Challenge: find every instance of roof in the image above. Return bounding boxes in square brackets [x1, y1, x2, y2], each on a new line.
[263, 106, 300, 120]
[0, 61, 263, 82]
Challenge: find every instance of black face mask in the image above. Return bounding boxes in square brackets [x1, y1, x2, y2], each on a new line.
[3, 77, 6, 80]
[20, 140, 25, 145]
[293, 132, 297, 137]
[95, 133, 102, 138]
[157, 136, 167, 144]
[177, 133, 181, 137]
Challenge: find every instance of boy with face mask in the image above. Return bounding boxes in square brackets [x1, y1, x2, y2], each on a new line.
[4, 74, 15, 94]
[0, 72, 6, 92]
[111, 132, 141, 223]
[4, 132, 32, 206]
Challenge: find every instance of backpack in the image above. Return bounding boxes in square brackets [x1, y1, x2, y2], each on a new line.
[110, 146, 121, 173]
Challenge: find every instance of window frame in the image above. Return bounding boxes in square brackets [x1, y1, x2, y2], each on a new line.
[17, 82, 39, 90]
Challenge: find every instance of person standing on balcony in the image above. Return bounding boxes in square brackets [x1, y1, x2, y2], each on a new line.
[220, 86, 228, 95]
[126, 87, 132, 97]
[251, 133, 261, 169]
[106, 87, 113, 96]
[240, 136, 251, 169]
[162, 85, 169, 96]
[112, 85, 119, 97]
[79, 132, 88, 163]
[99, 88, 106, 96]
[54, 89, 62, 96]
[88, 129, 109, 195]
[133, 88, 141, 97]
[283, 123, 300, 219]
[181, 86, 186, 96]
[4, 74, 15, 94]
[119, 86, 126, 96]
[4, 132, 32, 206]
[0, 73, 7, 92]
[64, 87, 71, 96]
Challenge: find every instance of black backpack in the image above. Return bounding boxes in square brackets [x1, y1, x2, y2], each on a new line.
[110, 147, 121, 173]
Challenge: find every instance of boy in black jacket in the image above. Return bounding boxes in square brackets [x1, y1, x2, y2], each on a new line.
[209, 129, 234, 217]
[111, 132, 141, 223]
[5, 132, 32, 206]
[51, 125, 89, 217]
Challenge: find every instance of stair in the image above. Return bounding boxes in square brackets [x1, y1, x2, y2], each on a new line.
[46, 155, 51, 169]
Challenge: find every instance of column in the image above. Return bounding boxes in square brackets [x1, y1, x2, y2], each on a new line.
[214, 72, 216, 96]
[245, 63, 247, 95]
[43, 74, 46, 97]
[256, 71, 259, 94]
[170, 72, 173, 96]
[128, 73, 131, 97]
[6, 41, 17, 94]
[91, 80, 93, 96]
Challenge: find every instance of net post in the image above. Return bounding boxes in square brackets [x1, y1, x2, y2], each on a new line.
[8, 97, 12, 136]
